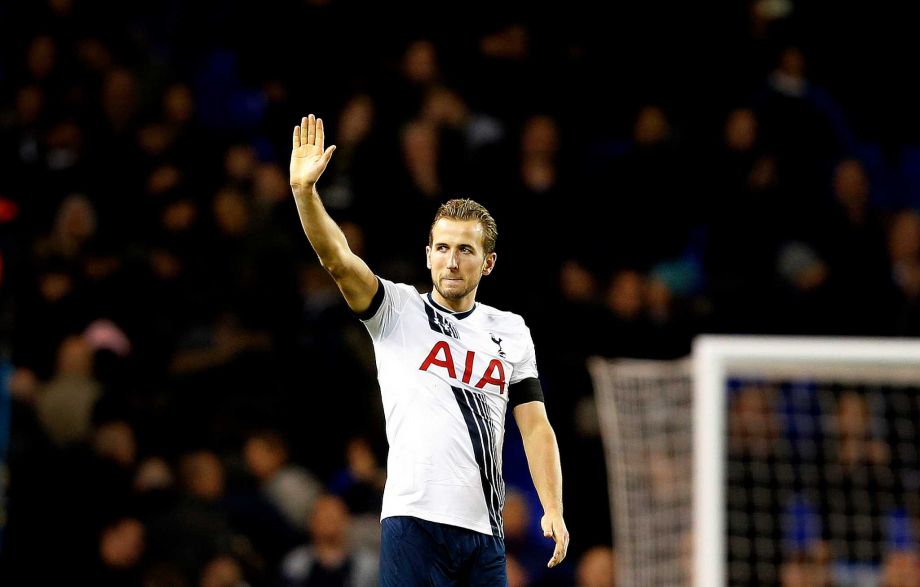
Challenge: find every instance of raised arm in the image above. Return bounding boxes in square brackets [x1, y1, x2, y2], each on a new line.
[290, 114, 377, 313]
[514, 401, 569, 568]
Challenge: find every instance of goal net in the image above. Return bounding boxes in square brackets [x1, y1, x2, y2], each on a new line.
[590, 336, 920, 587]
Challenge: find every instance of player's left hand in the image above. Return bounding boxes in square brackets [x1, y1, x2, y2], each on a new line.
[541, 511, 570, 568]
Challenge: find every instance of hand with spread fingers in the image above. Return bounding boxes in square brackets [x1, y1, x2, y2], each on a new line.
[542, 511, 570, 568]
[290, 113, 336, 192]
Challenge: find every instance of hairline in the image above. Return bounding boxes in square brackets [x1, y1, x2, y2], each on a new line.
[428, 217, 491, 255]
[428, 199, 498, 255]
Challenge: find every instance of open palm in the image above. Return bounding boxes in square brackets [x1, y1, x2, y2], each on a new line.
[290, 114, 336, 190]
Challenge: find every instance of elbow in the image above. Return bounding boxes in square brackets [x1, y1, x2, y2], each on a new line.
[321, 259, 346, 280]
[319, 247, 353, 280]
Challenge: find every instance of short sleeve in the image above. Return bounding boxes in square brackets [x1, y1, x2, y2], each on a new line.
[359, 277, 416, 341]
[510, 324, 539, 384]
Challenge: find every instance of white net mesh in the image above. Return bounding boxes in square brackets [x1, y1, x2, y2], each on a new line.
[591, 344, 920, 587]
[724, 377, 920, 587]
[589, 358, 693, 587]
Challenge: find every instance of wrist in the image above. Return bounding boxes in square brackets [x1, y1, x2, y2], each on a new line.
[291, 183, 317, 199]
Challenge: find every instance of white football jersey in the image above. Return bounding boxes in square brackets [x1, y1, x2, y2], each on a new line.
[361, 277, 541, 537]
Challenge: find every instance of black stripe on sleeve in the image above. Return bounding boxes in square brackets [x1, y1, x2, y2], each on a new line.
[508, 377, 544, 409]
[355, 277, 385, 321]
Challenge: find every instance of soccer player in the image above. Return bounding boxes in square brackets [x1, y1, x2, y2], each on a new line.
[290, 114, 568, 585]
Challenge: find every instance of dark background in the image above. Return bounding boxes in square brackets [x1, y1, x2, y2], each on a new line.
[1, 0, 920, 584]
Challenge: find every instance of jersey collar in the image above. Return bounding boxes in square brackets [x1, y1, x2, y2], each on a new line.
[427, 292, 477, 320]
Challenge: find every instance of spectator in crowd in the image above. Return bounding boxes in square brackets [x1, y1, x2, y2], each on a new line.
[243, 429, 322, 532]
[34, 334, 100, 447]
[880, 549, 920, 587]
[88, 516, 147, 586]
[887, 208, 920, 334]
[278, 494, 377, 587]
[199, 554, 251, 587]
[575, 546, 615, 587]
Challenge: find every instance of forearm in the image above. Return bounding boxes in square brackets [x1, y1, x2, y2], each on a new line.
[291, 183, 352, 276]
[521, 422, 564, 514]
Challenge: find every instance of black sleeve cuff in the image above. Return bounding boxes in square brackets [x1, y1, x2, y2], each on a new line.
[355, 277, 385, 321]
[509, 377, 544, 408]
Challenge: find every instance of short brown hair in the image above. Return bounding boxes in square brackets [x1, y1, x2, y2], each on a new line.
[429, 198, 498, 254]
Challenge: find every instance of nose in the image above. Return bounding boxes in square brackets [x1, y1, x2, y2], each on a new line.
[447, 250, 460, 270]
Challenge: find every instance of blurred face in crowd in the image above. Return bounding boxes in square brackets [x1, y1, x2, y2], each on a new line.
[402, 120, 439, 173]
[881, 551, 920, 587]
[338, 94, 374, 145]
[103, 69, 137, 125]
[521, 114, 559, 158]
[426, 218, 495, 309]
[100, 518, 145, 569]
[576, 546, 616, 587]
[310, 495, 350, 545]
[28, 36, 56, 79]
[725, 109, 758, 152]
[181, 451, 225, 501]
[213, 189, 249, 236]
[888, 210, 920, 261]
[55, 194, 96, 242]
[94, 420, 137, 467]
[17, 85, 44, 124]
[163, 83, 194, 124]
[606, 270, 643, 320]
[200, 555, 245, 587]
[779, 47, 806, 79]
[833, 160, 869, 210]
[560, 261, 597, 303]
[634, 105, 670, 146]
[502, 491, 530, 540]
[403, 40, 438, 84]
[243, 436, 285, 481]
[836, 392, 869, 437]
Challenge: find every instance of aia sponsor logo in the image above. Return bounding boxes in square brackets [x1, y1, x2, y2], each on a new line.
[419, 341, 506, 394]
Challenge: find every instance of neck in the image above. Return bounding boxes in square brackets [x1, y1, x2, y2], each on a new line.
[432, 288, 476, 313]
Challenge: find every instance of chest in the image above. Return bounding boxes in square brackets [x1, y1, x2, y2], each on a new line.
[405, 309, 519, 396]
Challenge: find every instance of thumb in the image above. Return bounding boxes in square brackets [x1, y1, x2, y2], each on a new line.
[322, 145, 336, 165]
[541, 516, 553, 538]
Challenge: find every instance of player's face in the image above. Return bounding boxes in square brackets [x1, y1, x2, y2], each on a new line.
[426, 218, 496, 309]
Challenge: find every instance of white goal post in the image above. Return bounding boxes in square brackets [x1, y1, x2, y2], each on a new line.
[694, 336, 920, 587]
[591, 335, 920, 587]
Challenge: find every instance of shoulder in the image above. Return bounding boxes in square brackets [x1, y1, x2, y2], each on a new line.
[369, 277, 423, 314]
[476, 302, 529, 331]
[381, 278, 423, 300]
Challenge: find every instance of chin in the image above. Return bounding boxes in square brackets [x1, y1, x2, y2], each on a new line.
[437, 282, 468, 300]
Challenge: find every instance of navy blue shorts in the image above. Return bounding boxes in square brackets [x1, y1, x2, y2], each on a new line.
[380, 516, 507, 586]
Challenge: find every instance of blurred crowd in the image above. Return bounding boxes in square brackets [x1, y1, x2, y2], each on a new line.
[1, 0, 919, 585]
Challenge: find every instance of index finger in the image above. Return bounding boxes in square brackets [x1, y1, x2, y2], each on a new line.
[317, 118, 325, 150]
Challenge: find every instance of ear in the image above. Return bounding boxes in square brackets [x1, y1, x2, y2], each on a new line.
[426, 245, 432, 270]
[482, 252, 497, 276]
